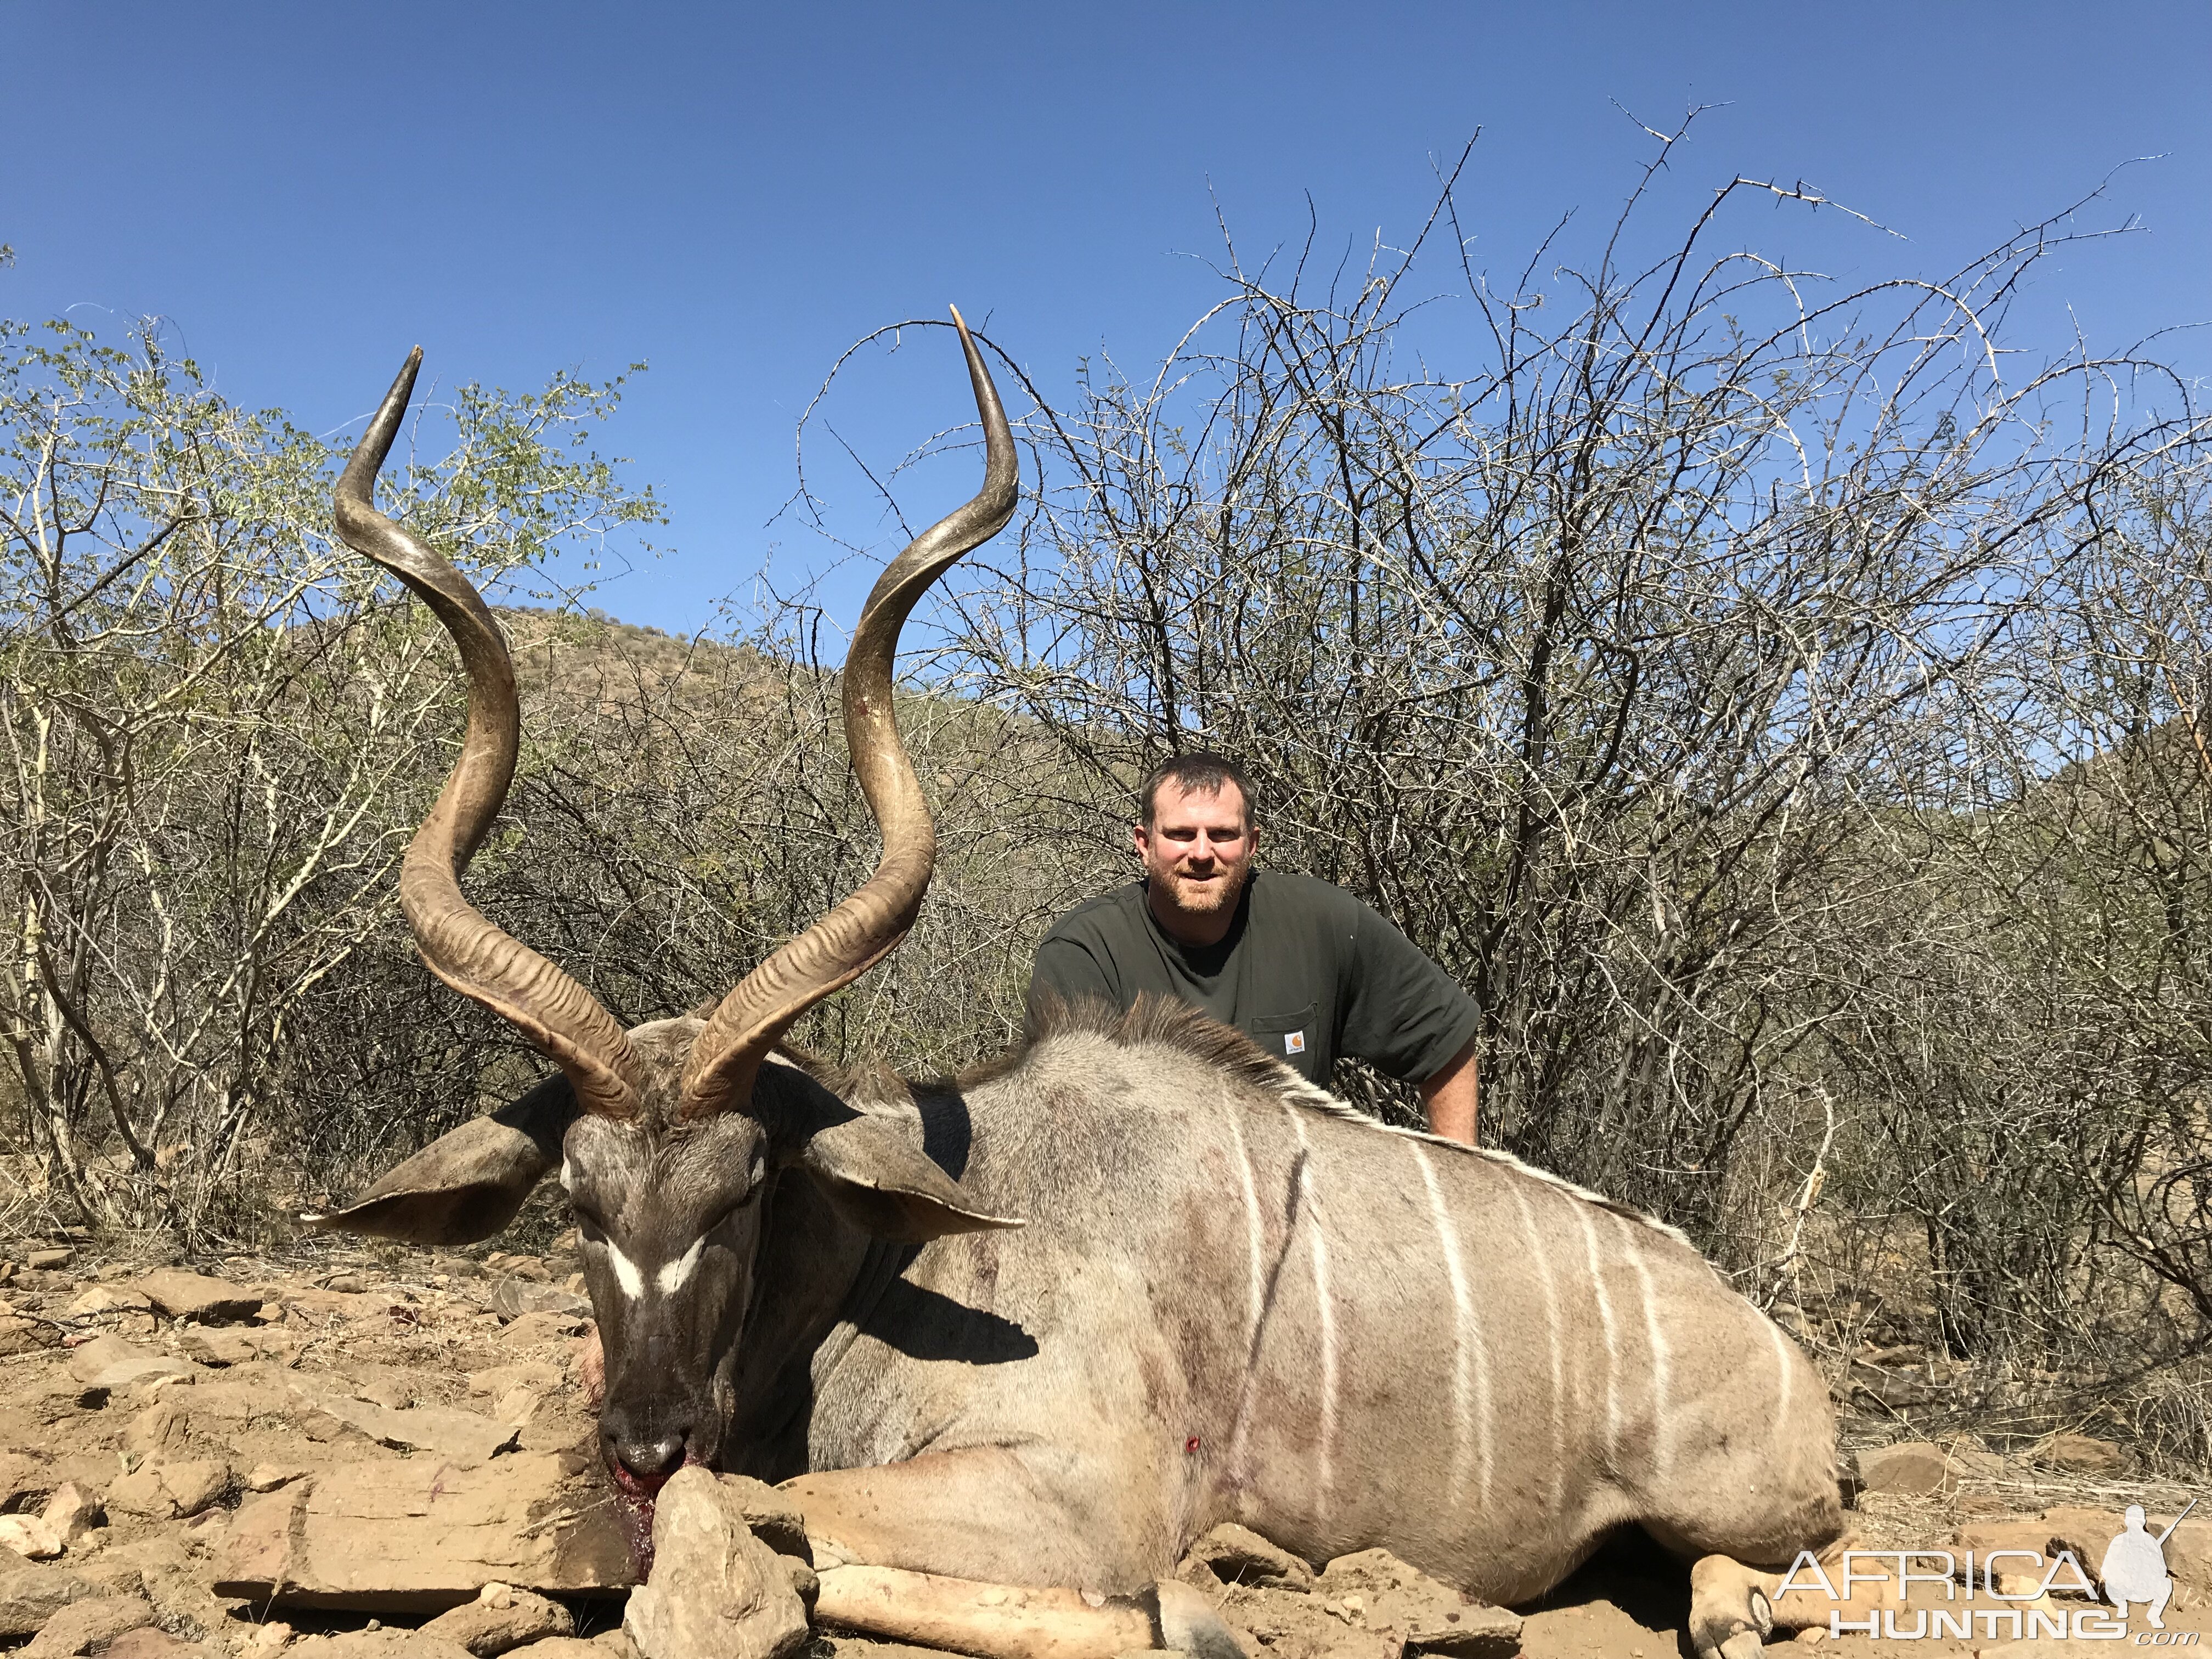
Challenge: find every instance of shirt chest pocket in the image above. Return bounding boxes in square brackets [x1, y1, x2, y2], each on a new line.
[1244, 1003, 1319, 1071]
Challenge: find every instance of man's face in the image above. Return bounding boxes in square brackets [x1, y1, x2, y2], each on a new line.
[1135, 779, 1257, 919]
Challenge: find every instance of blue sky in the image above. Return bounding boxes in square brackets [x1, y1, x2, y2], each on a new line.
[4, 2, 2206, 634]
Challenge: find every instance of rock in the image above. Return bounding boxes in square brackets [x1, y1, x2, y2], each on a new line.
[2155, 1513, 2212, 1593]
[125, 1402, 194, 1461]
[784, 1558, 818, 1610]
[2034, 1434, 2128, 1476]
[1312, 1550, 1521, 1658]
[245, 1328, 304, 1362]
[1944, 1441, 2011, 1481]
[132, 1270, 262, 1324]
[0, 1516, 63, 1559]
[283, 1635, 474, 1659]
[1178, 1522, 1313, 1591]
[26, 1249, 74, 1270]
[623, 1466, 809, 1659]
[67, 1336, 195, 1391]
[156, 1461, 230, 1519]
[1, 1452, 54, 1511]
[420, 1583, 576, 1655]
[95, 1531, 222, 1644]
[495, 1311, 589, 1347]
[1953, 1493, 2018, 1517]
[465, 1363, 563, 1401]
[1408, 1616, 1525, 1658]
[176, 1329, 259, 1367]
[100, 1629, 201, 1659]
[712, 1475, 810, 1560]
[1211, 1582, 1401, 1659]
[105, 1468, 176, 1520]
[239, 1621, 292, 1655]
[478, 1280, 590, 1323]
[590, 1633, 642, 1659]
[1854, 1441, 1955, 1496]
[0, 1553, 98, 1637]
[63, 1286, 155, 1318]
[1956, 1510, 2111, 1575]
[286, 1386, 518, 1466]
[492, 1390, 541, 1429]
[19, 1593, 156, 1658]
[343, 1370, 420, 1412]
[213, 1454, 630, 1612]
[245, 1465, 311, 1493]
[0, 1316, 63, 1357]
[2030, 1506, 2212, 1594]
[40, 1485, 102, 1550]
[184, 1370, 290, 1423]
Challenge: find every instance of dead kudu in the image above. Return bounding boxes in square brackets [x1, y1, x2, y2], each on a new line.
[311, 317, 1848, 1659]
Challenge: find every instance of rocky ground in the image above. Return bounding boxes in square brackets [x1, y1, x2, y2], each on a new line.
[0, 1235, 2204, 1659]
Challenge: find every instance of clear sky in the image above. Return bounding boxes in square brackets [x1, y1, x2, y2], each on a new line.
[4, 2, 2206, 634]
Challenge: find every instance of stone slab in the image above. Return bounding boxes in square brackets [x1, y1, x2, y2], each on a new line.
[132, 1271, 263, 1324]
[212, 1454, 631, 1613]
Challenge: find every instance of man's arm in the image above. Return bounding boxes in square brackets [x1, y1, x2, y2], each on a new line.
[1420, 1036, 1480, 1146]
[1330, 888, 1482, 1138]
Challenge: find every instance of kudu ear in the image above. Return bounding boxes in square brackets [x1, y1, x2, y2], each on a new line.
[303, 1076, 576, 1247]
[799, 1114, 1025, 1245]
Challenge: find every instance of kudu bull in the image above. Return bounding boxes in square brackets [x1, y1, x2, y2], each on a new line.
[313, 315, 1847, 1659]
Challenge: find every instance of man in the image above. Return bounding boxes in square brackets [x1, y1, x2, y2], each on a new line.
[1026, 753, 1482, 1143]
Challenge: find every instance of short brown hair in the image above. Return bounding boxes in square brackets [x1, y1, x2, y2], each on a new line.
[1138, 751, 1255, 828]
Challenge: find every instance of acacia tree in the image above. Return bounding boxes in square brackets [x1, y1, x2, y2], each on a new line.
[0, 319, 659, 1233]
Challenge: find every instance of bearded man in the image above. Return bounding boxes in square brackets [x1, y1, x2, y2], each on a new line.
[1026, 752, 1482, 1143]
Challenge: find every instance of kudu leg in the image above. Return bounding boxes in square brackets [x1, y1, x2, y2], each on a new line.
[782, 1450, 1247, 1658]
[1687, 1551, 1785, 1659]
[814, 1565, 1176, 1659]
[1695, 1533, 1946, 1659]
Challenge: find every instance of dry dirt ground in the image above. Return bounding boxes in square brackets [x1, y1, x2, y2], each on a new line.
[0, 1237, 2203, 1659]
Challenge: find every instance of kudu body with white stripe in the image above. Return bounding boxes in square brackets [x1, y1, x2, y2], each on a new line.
[312, 319, 1843, 1659]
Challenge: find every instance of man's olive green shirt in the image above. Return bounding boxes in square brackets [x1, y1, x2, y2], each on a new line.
[1025, 870, 1480, 1086]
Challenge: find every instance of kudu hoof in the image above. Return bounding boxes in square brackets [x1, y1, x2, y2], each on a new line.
[1147, 1578, 1251, 1658]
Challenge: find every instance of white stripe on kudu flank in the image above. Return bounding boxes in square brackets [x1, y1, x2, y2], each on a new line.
[1409, 1139, 1490, 1509]
[657, 1237, 704, 1296]
[1286, 1109, 1337, 1513]
[1622, 1243, 1672, 1482]
[1508, 1180, 1566, 1517]
[1575, 1202, 1623, 1462]
[1224, 1101, 1265, 1341]
[1765, 1311, 1795, 1456]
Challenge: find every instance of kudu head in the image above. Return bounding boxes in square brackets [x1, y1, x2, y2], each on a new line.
[306, 315, 1022, 1548]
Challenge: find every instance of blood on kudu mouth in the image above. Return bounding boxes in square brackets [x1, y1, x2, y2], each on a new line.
[607, 1448, 708, 1579]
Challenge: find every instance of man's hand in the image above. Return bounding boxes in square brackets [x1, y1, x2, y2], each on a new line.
[1421, 1037, 1480, 1146]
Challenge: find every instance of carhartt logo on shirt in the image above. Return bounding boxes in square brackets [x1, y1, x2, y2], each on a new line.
[1284, 1031, 1306, 1056]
